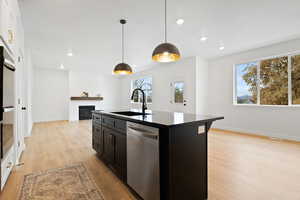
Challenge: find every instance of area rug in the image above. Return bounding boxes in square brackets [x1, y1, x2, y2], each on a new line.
[19, 163, 105, 200]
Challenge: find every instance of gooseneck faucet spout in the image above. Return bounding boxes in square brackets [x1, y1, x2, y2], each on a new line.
[131, 88, 147, 115]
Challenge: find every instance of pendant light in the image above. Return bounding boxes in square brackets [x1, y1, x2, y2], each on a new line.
[152, 0, 180, 62]
[113, 19, 133, 75]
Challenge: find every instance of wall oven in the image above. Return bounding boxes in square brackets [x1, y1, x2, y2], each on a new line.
[0, 46, 15, 160]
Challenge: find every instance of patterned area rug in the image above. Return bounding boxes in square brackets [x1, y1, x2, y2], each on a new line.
[19, 163, 105, 200]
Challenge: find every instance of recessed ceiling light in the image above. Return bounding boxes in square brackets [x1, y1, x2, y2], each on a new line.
[200, 36, 208, 42]
[219, 46, 225, 50]
[60, 64, 65, 69]
[176, 19, 184, 25]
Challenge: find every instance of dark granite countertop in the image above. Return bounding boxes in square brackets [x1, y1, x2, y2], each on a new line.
[92, 109, 224, 128]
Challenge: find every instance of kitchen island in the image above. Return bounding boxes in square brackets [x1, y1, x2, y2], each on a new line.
[92, 110, 223, 200]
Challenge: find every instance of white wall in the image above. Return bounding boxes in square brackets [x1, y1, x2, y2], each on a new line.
[207, 38, 300, 141]
[196, 57, 209, 115]
[120, 57, 208, 114]
[68, 70, 121, 121]
[32, 69, 121, 122]
[33, 68, 69, 122]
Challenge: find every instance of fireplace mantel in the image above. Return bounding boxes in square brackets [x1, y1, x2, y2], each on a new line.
[70, 97, 103, 101]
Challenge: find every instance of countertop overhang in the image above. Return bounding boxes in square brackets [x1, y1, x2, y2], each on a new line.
[92, 109, 224, 128]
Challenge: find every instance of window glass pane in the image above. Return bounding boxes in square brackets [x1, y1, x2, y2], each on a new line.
[132, 92, 139, 102]
[236, 62, 258, 104]
[131, 77, 152, 103]
[141, 77, 152, 103]
[132, 80, 139, 102]
[260, 56, 288, 105]
[174, 82, 184, 103]
[292, 55, 300, 104]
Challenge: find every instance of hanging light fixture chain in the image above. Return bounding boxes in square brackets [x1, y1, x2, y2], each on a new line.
[122, 22, 124, 63]
[113, 19, 133, 75]
[165, 0, 167, 43]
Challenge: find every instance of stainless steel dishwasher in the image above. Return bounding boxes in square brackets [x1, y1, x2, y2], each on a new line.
[127, 122, 160, 200]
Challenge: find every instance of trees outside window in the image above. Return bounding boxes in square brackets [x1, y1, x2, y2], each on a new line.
[236, 62, 258, 104]
[173, 82, 184, 103]
[235, 54, 300, 106]
[260, 56, 288, 105]
[291, 55, 300, 104]
[131, 77, 152, 103]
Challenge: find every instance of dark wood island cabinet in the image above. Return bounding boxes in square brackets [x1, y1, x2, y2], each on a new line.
[92, 113, 127, 181]
[92, 110, 223, 200]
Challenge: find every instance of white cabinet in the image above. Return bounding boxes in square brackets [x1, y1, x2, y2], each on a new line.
[1, 146, 14, 190]
[0, 0, 17, 54]
[0, 0, 24, 191]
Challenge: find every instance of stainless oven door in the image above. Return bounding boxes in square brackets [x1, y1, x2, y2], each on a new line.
[3, 59, 15, 108]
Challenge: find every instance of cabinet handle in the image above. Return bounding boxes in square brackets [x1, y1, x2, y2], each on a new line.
[7, 162, 13, 169]
[8, 30, 13, 43]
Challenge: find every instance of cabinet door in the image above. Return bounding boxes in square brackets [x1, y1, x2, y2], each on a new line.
[92, 125, 103, 154]
[102, 127, 115, 165]
[114, 133, 127, 181]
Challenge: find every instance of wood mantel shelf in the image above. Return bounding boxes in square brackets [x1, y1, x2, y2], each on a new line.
[70, 97, 103, 101]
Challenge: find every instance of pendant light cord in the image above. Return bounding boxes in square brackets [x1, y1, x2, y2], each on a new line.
[122, 22, 124, 63]
[165, 0, 167, 43]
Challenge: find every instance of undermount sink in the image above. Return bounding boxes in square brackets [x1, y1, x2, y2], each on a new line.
[111, 111, 151, 116]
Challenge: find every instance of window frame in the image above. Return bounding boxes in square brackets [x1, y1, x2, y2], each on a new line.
[131, 76, 153, 104]
[233, 50, 300, 107]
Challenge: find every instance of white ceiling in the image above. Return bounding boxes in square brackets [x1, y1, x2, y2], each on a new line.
[20, 0, 300, 74]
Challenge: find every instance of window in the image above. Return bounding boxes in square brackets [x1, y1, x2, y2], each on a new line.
[236, 62, 258, 104]
[131, 77, 152, 103]
[260, 56, 288, 105]
[234, 53, 300, 106]
[291, 55, 300, 104]
[173, 82, 184, 103]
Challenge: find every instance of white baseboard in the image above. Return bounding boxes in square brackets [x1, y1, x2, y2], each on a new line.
[212, 125, 300, 142]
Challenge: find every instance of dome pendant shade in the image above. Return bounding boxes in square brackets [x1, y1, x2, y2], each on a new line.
[113, 63, 133, 75]
[152, 42, 180, 62]
[113, 19, 133, 75]
[152, 0, 180, 63]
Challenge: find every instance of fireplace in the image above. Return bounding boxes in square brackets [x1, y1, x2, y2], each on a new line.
[79, 106, 95, 120]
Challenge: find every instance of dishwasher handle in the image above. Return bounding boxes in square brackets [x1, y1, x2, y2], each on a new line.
[127, 126, 159, 140]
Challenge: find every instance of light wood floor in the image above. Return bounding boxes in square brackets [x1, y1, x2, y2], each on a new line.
[0, 121, 300, 200]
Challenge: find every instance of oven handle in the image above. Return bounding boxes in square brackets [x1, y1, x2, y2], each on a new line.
[2, 107, 15, 112]
[4, 59, 16, 71]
